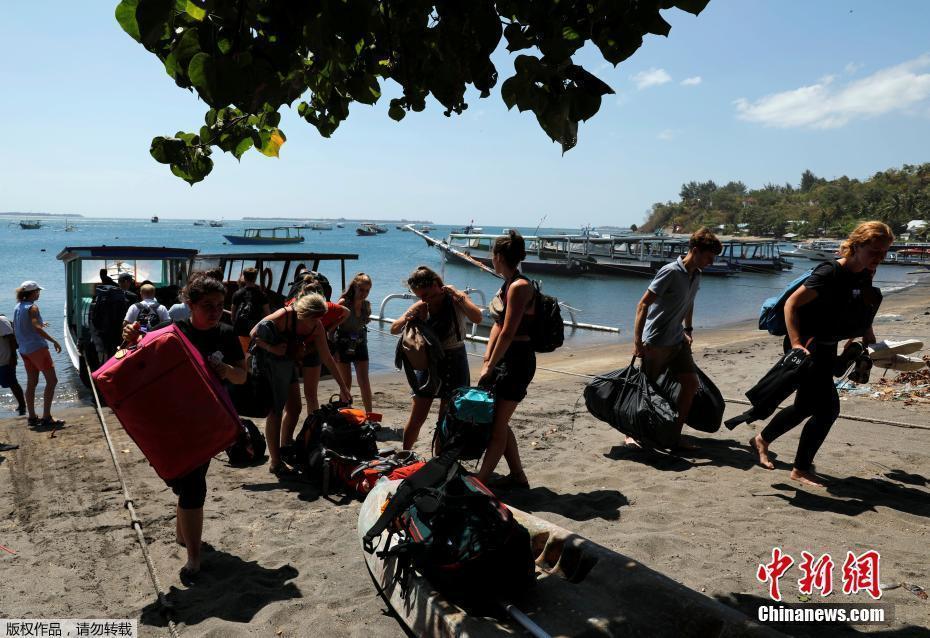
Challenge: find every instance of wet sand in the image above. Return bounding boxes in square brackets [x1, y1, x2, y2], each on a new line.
[1, 281, 929, 636]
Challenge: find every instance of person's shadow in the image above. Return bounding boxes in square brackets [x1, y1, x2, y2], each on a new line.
[765, 474, 930, 519]
[498, 486, 628, 522]
[604, 437, 761, 473]
[140, 550, 300, 628]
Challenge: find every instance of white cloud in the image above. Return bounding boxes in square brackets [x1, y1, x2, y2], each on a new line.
[657, 129, 677, 141]
[845, 62, 863, 75]
[734, 54, 930, 129]
[681, 76, 702, 86]
[632, 68, 671, 90]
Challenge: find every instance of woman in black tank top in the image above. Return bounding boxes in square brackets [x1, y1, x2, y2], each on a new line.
[476, 231, 536, 489]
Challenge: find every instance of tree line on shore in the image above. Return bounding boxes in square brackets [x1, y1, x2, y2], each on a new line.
[641, 163, 930, 239]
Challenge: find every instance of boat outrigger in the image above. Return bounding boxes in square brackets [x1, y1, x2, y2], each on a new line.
[223, 226, 305, 245]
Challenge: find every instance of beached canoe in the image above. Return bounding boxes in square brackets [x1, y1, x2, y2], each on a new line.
[358, 480, 781, 637]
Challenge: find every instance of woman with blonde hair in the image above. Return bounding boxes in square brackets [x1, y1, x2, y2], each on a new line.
[751, 221, 893, 487]
[251, 292, 352, 475]
[335, 273, 375, 413]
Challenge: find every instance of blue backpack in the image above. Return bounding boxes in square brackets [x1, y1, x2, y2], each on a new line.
[434, 387, 496, 460]
[758, 262, 836, 335]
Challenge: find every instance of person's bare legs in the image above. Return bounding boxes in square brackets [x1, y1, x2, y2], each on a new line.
[402, 396, 433, 450]
[476, 399, 520, 483]
[176, 504, 203, 573]
[280, 382, 303, 446]
[9, 380, 26, 414]
[673, 371, 699, 449]
[24, 368, 39, 420]
[790, 468, 828, 488]
[354, 361, 373, 413]
[40, 368, 58, 420]
[337, 360, 353, 399]
[265, 411, 284, 469]
[501, 426, 527, 484]
[751, 433, 775, 470]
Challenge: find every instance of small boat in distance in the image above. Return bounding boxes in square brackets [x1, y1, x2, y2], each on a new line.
[356, 224, 379, 236]
[782, 239, 841, 260]
[20, 220, 42, 229]
[223, 226, 305, 245]
[64, 218, 76, 232]
[369, 223, 388, 234]
[309, 222, 333, 230]
[209, 220, 225, 227]
[193, 220, 207, 226]
[151, 216, 159, 223]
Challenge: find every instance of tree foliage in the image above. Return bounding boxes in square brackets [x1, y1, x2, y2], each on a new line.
[643, 164, 930, 237]
[115, 0, 709, 183]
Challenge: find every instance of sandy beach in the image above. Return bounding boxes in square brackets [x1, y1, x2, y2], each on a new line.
[1, 282, 929, 637]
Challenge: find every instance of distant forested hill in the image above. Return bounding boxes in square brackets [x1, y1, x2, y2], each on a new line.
[641, 163, 930, 238]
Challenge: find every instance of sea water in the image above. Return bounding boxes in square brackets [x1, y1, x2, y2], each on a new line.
[0, 218, 919, 414]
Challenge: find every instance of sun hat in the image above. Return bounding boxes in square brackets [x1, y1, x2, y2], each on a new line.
[19, 280, 43, 292]
[117, 272, 134, 281]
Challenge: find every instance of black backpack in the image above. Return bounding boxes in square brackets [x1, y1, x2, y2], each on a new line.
[529, 280, 564, 353]
[233, 289, 257, 333]
[226, 419, 267, 466]
[363, 451, 535, 608]
[286, 399, 379, 477]
[90, 285, 129, 338]
[134, 302, 163, 332]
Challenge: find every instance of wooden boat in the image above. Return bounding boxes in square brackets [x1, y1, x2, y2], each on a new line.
[223, 226, 305, 245]
[55, 246, 199, 386]
[781, 240, 841, 261]
[309, 222, 333, 230]
[357, 224, 379, 236]
[151, 216, 159, 223]
[209, 220, 225, 227]
[193, 220, 207, 226]
[370, 223, 389, 234]
[429, 232, 594, 276]
[63, 218, 76, 232]
[359, 480, 778, 638]
[20, 220, 42, 229]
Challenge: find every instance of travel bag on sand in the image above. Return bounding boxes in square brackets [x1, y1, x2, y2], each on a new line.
[337, 451, 426, 496]
[656, 366, 725, 433]
[433, 386, 495, 460]
[584, 358, 679, 448]
[363, 450, 534, 608]
[226, 418, 267, 466]
[91, 324, 240, 480]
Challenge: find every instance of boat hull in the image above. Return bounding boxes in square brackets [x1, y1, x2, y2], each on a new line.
[359, 480, 780, 638]
[223, 235, 305, 245]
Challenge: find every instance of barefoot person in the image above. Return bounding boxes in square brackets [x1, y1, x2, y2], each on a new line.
[751, 221, 893, 487]
[335, 273, 376, 413]
[475, 232, 537, 488]
[630, 228, 722, 449]
[391, 267, 483, 450]
[13, 281, 63, 428]
[252, 293, 352, 475]
[123, 276, 247, 582]
[0, 311, 26, 416]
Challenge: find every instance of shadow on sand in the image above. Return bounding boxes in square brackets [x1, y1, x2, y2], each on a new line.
[140, 550, 300, 628]
[498, 485, 628, 522]
[604, 436, 773, 473]
[765, 475, 930, 518]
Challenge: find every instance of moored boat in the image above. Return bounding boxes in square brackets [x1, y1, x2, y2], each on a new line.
[370, 223, 388, 234]
[20, 220, 42, 229]
[782, 240, 841, 261]
[209, 220, 225, 227]
[357, 224, 379, 236]
[55, 246, 198, 385]
[151, 216, 159, 223]
[223, 226, 305, 245]
[359, 479, 777, 638]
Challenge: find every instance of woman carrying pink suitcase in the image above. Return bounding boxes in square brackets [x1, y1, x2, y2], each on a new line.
[122, 276, 247, 583]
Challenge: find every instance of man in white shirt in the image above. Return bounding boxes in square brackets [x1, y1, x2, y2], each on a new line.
[123, 284, 170, 331]
[0, 312, 27, 418]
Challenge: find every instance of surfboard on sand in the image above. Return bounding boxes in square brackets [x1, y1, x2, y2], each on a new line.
[358, 479, 782, 638]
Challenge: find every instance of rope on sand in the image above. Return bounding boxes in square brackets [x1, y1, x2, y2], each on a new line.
[369, 327, 930, 431]
[85, 359, 181, 638]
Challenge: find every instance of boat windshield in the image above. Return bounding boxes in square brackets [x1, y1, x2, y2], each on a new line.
[80, 258, 174, 285]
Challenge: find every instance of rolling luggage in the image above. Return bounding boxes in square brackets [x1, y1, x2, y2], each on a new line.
[91, 324, 241, 480]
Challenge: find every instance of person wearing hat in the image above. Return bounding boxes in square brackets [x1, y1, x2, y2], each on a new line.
[117, 272, 140, 304]
[13, 281, 63, 428]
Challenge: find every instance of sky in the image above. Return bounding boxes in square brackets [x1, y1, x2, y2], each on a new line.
[1, 1, 929, 227]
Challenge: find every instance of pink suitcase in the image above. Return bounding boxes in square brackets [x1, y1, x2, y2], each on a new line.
[92, 324, 240, 480]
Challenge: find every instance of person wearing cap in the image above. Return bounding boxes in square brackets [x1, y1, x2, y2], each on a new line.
[13, 281, 63, 428]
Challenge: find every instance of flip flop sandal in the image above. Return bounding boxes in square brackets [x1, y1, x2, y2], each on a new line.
[487, 474, 530, 490]
[40, 418, 65, 428]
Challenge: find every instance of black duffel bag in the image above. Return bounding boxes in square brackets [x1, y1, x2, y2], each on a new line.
[584, 357, 679, 448]
[724, 347, 812, 430]
[656, 365, 725, 433]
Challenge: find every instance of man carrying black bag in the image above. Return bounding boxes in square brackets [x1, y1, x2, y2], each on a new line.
[629, 228, 722, 449]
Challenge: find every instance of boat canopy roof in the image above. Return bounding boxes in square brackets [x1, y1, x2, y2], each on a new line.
[195, 251, 358, 262]
[56, 246, 199, 262]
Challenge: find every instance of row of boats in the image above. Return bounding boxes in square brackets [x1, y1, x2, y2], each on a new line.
[784, 239, 930, 266]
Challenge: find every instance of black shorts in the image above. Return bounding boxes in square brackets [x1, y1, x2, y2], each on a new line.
[335, 340, 369, 364]
[413, 345, 470, 400]
[491, 341, 536, 403]
[166, 461, 210, 509]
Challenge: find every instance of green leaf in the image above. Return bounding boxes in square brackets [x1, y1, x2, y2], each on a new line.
[165, 28, 201, 80]
[136, 0, 174, 48]
[185, 0, 206, 21]
[115, 0, 142, 42]
[388, 100, 406, 122]
[149, 136, 186, 164]
[233, 136, 253, 160]
[562, 27, 580, 41]
[188, 52, 217, 105]
[500, 77, 519, 110]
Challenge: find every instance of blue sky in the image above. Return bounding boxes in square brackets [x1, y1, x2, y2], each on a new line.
[1, 1, 929, 226]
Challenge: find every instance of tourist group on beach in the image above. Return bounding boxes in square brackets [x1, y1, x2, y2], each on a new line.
[1, 220, 895, 582]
